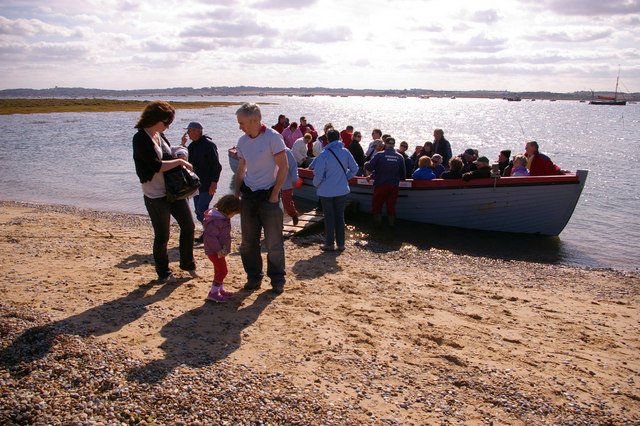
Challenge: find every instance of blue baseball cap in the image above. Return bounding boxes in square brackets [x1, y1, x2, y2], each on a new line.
[185, 122, 203, 130]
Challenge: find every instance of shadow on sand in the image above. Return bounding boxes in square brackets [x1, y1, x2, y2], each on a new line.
[1, 247, 278, 384]
[126, 289, 277, 383]
[0, 279, 184, 372]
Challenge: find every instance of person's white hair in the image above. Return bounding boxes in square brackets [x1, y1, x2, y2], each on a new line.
[236, 103, 261, 121]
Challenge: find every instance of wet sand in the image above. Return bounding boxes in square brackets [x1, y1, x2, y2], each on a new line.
[1, 201, 639, 424]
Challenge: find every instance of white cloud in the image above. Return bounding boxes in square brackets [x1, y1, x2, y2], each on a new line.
[251, 0, 318, 9]
[241, 52, 323, 65]
[179, 19, 279, 39]
[0, 16, 79, 37]
[530, 29, 614, 43]
[0, 0, 639, 91]
[295, 27, 351, 43]
[467, 9, 500, 24]
[520, 0, 640, 16]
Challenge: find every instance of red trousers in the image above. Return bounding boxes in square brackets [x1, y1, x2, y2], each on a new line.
[281, 188, 298, 217]
[372, 184, 399, 216]
[207, 254, 228, 284]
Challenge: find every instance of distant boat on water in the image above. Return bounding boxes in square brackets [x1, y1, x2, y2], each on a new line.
[590, 66, 627, 106]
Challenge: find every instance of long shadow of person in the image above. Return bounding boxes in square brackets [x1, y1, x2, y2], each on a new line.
[127, 290, 278, 383]
[115, 247, 181, 270]
[0, 279, 184, 372]
[290, 251, 342, 280]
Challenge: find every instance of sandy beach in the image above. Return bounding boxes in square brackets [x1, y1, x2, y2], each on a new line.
[1, 200, 639, 424]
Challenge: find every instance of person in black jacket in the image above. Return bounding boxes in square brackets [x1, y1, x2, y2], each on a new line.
[441, 157, 464, 180]
[132, 101, 197, 282]
[348, 131, 365, 176]
[180, 122, 222, 242]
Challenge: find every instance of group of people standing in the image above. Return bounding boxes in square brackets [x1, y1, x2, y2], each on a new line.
[133, 101, 287, 303]
[133, 102, 565, 301]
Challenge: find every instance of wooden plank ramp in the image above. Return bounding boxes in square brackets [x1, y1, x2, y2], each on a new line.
[283, 209, 324, 238]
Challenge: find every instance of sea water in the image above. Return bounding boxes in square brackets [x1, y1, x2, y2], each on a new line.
[0, 96, 638, 271]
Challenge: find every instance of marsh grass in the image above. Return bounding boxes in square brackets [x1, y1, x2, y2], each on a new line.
[0, 98, 246, 115]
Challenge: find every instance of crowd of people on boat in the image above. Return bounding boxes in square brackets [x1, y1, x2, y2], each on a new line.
[272, 114, 564, 181]
[132, 101, 567, 301]
[271, 112, 567, 237]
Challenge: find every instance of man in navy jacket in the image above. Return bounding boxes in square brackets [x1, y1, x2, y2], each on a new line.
[181, 122, 222, 241]
[364, 137, 406, 228]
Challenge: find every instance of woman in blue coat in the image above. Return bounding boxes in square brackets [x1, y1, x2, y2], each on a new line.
[312, 129, 358, 251]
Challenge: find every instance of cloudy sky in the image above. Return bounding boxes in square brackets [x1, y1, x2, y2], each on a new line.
[1, 0, 639, 92]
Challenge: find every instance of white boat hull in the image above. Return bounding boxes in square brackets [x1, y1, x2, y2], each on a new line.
[294, 170, 588, 236]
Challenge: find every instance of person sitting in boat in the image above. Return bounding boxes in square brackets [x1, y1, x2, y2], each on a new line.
[281, 121, 303, 149]
[459, 148, 478, 173]
[525, 141, 562, 176]
[312, 136, 325, 157]
[462, 156, 491, 181]
[340, 125, 354, 149]
[348, 130, 366, 176]
[441, 157, 464, 180]
[272, 114, 288, 134]
[317, 122, 334, 148]
[510, 155, 530, 176]
[364, 137, 406, 227]
[412, 142, 434, 167]
[412, 156, 436, 180]
[364, 139, 384, 165]
[365, 128, 383, 157]
[292, 133, 313, 167]
[498, 149, 511, 176]
[409, 145, 422, 167]
[299, 116, 317, 141]
[433, 128, 453, 169]
[397, 141, 414, 179]
[430, 153, 445, 178]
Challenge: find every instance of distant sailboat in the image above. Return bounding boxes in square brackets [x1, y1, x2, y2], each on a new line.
[590, 66, 627, 105]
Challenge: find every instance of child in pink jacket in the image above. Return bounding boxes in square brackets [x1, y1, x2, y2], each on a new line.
[203, 194, 241, 303]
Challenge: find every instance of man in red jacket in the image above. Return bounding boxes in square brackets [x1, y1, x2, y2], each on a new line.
[525, 141, 561, 176]
[340, 125, 353, 149]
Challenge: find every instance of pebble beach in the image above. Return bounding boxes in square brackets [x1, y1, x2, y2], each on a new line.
[1, 200, 639, 424]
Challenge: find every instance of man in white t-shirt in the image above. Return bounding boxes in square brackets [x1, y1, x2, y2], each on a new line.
[292, 133, 312, 167]
[234, 103, 288, 293]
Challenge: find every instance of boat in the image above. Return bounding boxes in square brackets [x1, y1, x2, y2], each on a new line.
[229, 147, 587, 236]
[590, 66, 627, 105]
[295, 168, 588, 236]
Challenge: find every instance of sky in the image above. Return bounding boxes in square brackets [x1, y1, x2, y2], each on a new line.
[1, 0, 639, 92]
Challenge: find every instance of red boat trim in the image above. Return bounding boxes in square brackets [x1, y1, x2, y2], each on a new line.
[298, 167, 580, 189]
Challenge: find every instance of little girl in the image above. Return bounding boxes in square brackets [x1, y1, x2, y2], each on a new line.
[511, 155, 530, 177]
[203, 194, 242, 303]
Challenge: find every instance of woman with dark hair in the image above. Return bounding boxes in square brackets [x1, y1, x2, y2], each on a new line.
[410, 141, 434, 172]
[132, 101, 197, 282]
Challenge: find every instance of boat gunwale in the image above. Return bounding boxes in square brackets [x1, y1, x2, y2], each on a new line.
[297, 167, 583, 189]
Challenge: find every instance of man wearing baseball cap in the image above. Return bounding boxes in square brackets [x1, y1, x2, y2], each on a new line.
[181, 121, 222, 242]
[462, 156, 492, 182]
[363, 137, 406, 228]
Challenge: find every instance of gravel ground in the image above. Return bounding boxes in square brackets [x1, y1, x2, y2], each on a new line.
[1, 200, 639, 424]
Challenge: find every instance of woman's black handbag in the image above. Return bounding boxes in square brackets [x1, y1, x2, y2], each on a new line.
[159, 133, 201, 202]
[164, 165, 201, 202]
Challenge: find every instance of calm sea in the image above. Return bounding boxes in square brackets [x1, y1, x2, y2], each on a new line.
[0, 96, 638, 271]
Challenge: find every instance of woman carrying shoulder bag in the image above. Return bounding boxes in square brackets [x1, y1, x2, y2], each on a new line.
[311, 128, 358, 252]
[132, 101, 197, 282]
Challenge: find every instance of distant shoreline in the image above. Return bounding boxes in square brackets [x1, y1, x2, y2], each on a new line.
[1, 86, 639, 103]
[0, 99, 246, 115]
